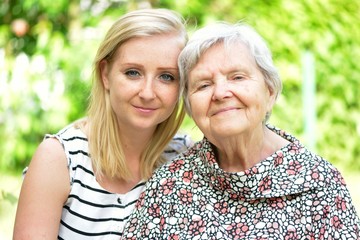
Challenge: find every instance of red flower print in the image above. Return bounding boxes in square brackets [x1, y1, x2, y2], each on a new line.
[269, 197, 286, 209]
[135, 191, 146, 209]
[217, 176, 231, 190]
[245, 166, 258, 175]
[226, 222, 249, 239]
[235, 205, 248, 215]
[182, 171, 193, 184]
[288, 144, 301, 155]
[323, 205, 331, 216]
[335, 196, 347, 211]
[308, 232, 316, 240]
[319, 225, 326, 238]
[259, 175, 272, 193]
[214, 200, 229, 214]
[286, 160, 302, 175]
[160, 178, 175, 195]
[285, 228, 299, 240]
[274, 151, 284, 167]
[188, 217, 206, 235]
[178, 217, 189, 230]
[148, 203, 160, 217]
[229, 192, 239, 199]
[177, 188, 193, 205]
[311, 170, 320, 180]
[331, 216, 344, 229]
[168, 234, 179, 240]
[168, 160, 184, 172]
[206, 152, 216, 164]
[160, 216, 165, 231]
[331, 169, 346, 185]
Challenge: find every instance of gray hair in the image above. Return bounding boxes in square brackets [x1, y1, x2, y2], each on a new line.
[178, 22, 282, 121]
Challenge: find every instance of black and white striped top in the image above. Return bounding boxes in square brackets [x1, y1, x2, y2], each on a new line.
[44, 124, 192, 240]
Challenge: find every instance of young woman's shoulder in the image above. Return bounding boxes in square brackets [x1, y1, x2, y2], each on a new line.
[13, 137, 70, 239]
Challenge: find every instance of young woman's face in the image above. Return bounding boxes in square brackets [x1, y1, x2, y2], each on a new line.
[187, 42, 276, 141]
[101, 33, 183, 133]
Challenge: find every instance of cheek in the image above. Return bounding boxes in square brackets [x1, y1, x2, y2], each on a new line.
[161, 86, 179, 106]
[108, 90, 122, 110]
[188, 96, 205, 119]
[236, 84, 267, 106]
[248, 90, 272, 116]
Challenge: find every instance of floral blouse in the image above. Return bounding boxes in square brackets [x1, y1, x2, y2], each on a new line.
[122, 125, 360, 239]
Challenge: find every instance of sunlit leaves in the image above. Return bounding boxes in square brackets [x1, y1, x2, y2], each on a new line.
[0, 0, 359, 172]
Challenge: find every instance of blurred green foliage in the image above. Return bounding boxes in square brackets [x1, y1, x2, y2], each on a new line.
[1, 0, 359, 174]
[1, 189, 17, 205]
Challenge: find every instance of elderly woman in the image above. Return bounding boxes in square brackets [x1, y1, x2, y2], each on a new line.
[122, 22, 360, 239]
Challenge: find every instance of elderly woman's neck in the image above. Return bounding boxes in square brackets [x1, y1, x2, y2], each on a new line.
[214, 127, 289, 173]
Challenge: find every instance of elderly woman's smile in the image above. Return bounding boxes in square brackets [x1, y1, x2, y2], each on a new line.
[210, 105, 241, 116]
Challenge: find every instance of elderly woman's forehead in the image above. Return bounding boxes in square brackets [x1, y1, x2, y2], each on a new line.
[196, 41, 251, 62]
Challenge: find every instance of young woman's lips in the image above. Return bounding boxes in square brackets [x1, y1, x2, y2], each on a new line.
[134, 106, 157, 113]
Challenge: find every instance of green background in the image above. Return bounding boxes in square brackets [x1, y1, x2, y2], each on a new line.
[1, 0, 359, 239]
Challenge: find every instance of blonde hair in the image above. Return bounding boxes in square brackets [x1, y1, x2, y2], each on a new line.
[80, 8, 187, 180]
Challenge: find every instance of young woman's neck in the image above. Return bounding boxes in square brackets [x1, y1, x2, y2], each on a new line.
[118, 126, 156, 161]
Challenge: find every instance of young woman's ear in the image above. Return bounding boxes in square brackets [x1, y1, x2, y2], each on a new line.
[100, 60, 110, 90]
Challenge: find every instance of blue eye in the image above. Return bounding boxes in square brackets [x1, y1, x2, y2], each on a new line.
[125, 70, 141, 78]
[160, 73, 175, 82]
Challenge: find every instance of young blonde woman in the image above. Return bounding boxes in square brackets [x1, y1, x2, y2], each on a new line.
[13, 8, 192, 239]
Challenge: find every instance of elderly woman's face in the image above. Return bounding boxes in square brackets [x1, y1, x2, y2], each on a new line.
[187, 42, 276, 140]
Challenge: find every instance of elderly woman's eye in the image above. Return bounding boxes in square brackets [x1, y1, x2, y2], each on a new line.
[198, 83, 210, 90]
[234, 75, 245, 81]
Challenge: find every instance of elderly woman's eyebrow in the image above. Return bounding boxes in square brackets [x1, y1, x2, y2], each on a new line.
[189, 70, 212, 80]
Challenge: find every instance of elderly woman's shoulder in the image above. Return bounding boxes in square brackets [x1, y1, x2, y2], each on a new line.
[313, 153, 348, 185]
[268, 124, 344, 183]
[295, 146, 349, 191]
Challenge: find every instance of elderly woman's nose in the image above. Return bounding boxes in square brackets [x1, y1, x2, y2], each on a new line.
[212, 81, 232, 100]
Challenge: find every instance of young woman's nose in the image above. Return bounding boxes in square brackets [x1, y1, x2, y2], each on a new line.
[138, 78, 156, 99]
